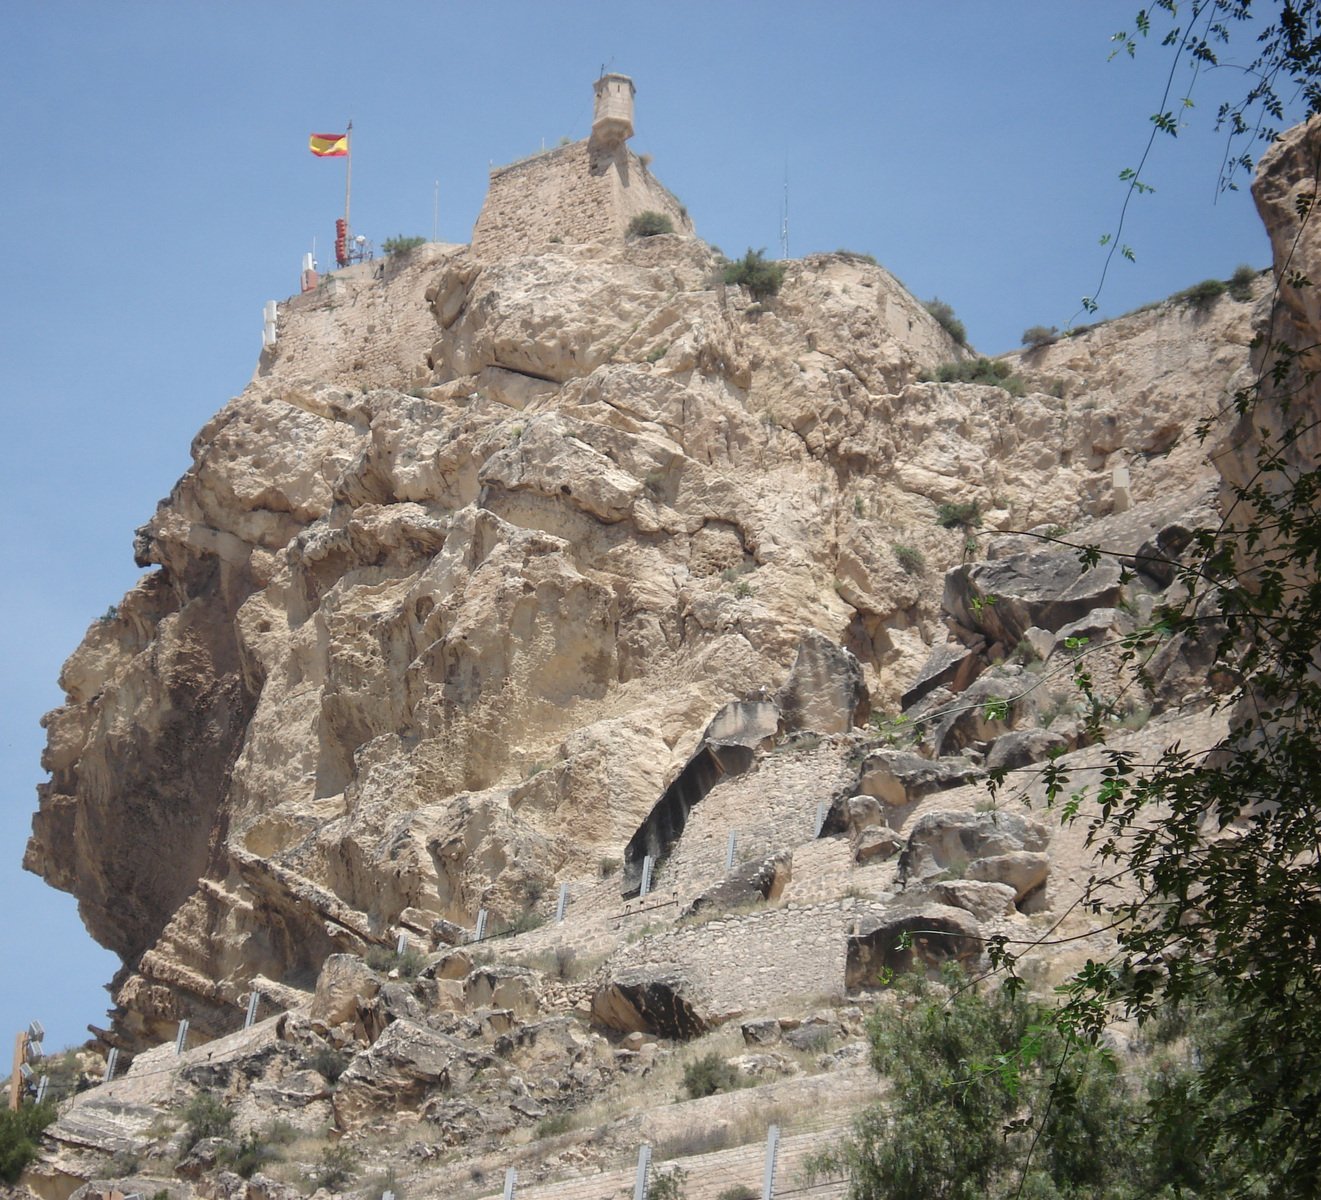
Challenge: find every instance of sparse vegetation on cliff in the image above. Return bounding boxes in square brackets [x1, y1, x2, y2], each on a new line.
[382, 235, 426, 256]
[723, 248, 786, 301]
[627, 211, 674, 237]
[923, 297, 967, 346]
[926, 356, 1026, 395]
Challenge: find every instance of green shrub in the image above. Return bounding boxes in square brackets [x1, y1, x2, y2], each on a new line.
[681, 1051, 744, 1099]
[649, 1165, 688, 1200]
[498, 909, 546, 936]
[716, 1187, 756, 1200]
[934, 357, 1025, 395]
[935, 501, 982, 529]
[627, 211, 675, 238]
[381, 235, 425, 256]
[311, 1143, 357, 1191]
[310, 1046, 350, 1084]
[364, 945, 426, 978]
[535, 1111, 574, 1139]
[0, 1102, 56, 1182]
[181, 1091, 233, 1153]
[1228, 262, 1258, 301]
[892, 543, 925, 575]
[833, 248, 878, 265]
[1177, 277, 1227, 309]
[923, 297, 967, 346]
[1021, 324, 1059, 348]
[724, 248, 786, 302]
[220, 1130, 277, 1179]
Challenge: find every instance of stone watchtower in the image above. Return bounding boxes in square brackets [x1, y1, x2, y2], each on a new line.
[590, 73, 636, 151]
[470, 73, 693, 260]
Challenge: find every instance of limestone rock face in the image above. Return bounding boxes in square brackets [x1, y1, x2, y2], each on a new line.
[27, 220, 1261, 1050]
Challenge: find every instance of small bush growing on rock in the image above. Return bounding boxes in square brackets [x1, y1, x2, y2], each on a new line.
[627, 211, 675, 238]
[649, 1165, 689, 1200]
[923, 297, 967, 346]
[1228, 262, 1258, 301]
[1176, 276, 1227, 309]
[681, 1052, 744, 1099]
[535, 1112, 574, 1139]
[717, 1187, 757, 1200]
[221, 1130, 278, 1179]
[935, 501, 982, 529]
[181, 1091, 233, 1153]
[311, 1143, 358, 1192]
[364, 945, 426, 978]
[382, 235, 425, 256]
[1021, 324, 1059, 348]
[934, 357, 1025, 395]
[310, 1046, 350, 1084]
[833, 248, 878, 265]
[724, 248, 786, 302]
[892, 543, 925, 575]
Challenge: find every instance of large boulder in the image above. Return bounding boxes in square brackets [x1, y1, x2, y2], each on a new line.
[684, 849, 792, 916]
[944, 553, 1124, 646]
[332, 1018, 461, 1128]
[777, 631, 869, 733]
[852, 749, 983, 810]
[846, 905, 983, 985]
[591, 968, 710, 1039]
[309, 954, 383, 1028]
[898, 810, 1051, 898]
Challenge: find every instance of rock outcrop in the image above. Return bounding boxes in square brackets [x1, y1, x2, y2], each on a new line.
[25, 90, 1320, 1200]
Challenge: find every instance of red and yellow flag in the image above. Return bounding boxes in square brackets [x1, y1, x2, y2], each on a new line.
[309, 132, 348, 157]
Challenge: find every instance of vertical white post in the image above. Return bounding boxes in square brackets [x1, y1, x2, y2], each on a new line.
[633, 1145, 652, 1200]
[725, 831, 738, 871]
[502, 1167, 517, 1200]
[555, 883, 569, 922]
[1112, 464, 1132, 514]
[104, 1048, 119, 1082]
[474, 909, 488, 942]
[640, 855, 655, 897]
[36, 1075, 48, 1104]
[762, 1123, 781, 1200]
[814, 801, 829, 837]
[396, 931, 408, 955]
[175, 1019, 190, 1055]
[244, 991, 261, 1030]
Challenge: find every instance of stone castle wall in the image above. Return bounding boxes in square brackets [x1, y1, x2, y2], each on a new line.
[255, 244, 458, 393]
[471, 140, 693, 261]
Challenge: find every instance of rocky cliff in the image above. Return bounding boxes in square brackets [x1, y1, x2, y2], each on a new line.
[17, 108, 1313, 1200]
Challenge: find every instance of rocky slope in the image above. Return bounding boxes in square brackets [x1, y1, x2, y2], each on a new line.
[17, 111, 1315, 1200]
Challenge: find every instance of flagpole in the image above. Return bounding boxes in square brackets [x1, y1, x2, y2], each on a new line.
[344, 120, 353, 239]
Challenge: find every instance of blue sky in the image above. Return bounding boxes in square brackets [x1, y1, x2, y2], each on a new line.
[0, 1, 1285, 1053]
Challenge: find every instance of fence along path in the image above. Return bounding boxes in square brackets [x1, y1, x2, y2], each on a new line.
[475, 1125, 851, 1200]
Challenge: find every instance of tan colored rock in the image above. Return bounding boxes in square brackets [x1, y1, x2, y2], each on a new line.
[24, 124, 1276, 1051]
[309, 954, 382, 1028]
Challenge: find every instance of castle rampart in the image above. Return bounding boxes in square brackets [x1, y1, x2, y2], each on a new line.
[471, 75, 693, 260]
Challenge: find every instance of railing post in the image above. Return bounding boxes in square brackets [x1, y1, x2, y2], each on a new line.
[762, 1123, 780, 1200]
[633, 1144, 652, 1200]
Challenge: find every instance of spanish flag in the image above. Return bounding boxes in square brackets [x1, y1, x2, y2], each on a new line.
[309, 132, 348, 157]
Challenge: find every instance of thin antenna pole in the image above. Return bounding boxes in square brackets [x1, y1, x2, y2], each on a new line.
[780, 163, 789, 259]
[433, 179, 439, 242]
[8, 1032, 25, 1111]
[344, 120, 353, 238]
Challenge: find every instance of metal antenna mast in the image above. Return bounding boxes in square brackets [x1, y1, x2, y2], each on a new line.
[780, 163, 789, 259]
